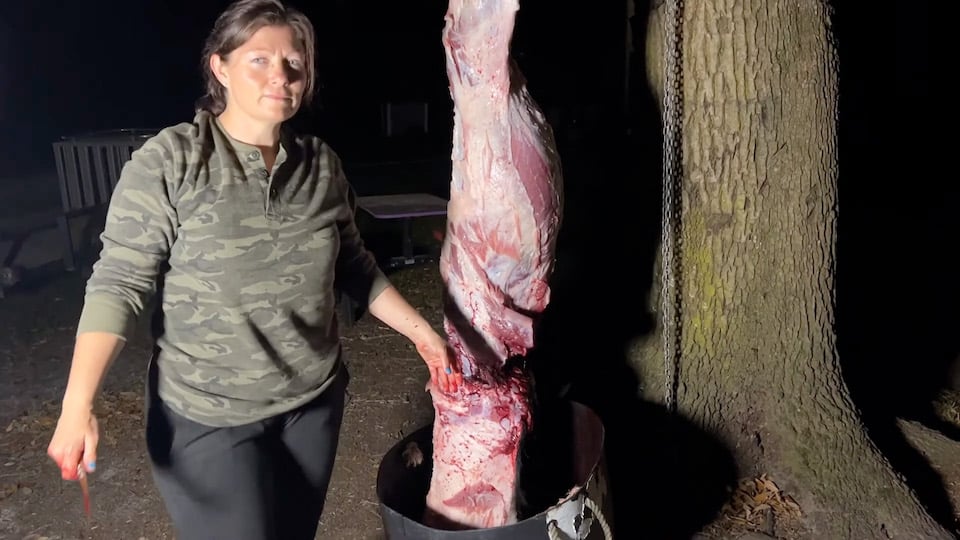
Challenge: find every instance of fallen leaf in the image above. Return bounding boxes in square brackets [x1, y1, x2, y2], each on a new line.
[0, 482, 19, 500]
[721, 473, 804, 528]
[784, 495, 802, 514]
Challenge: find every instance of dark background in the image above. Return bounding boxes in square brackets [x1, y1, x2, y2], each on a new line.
[0, 0, 627, 178]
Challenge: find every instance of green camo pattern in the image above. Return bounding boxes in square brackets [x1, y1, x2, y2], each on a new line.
[77, 111, 389, 426]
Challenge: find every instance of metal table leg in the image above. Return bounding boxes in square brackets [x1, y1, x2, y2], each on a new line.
[401, 217, 413, 259]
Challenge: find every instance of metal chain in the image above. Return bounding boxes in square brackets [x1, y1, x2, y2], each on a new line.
[661, 0, 684, 413]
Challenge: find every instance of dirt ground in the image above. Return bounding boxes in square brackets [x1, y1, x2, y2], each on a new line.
[0, 259, 444, 540]
[2, 227, 959, 540]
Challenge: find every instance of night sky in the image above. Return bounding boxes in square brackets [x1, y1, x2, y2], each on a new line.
[0, 0, 627, 179]
[1, 1, 926, 178]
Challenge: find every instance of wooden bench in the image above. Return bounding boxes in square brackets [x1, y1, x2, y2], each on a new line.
[52, 129, 155, 271]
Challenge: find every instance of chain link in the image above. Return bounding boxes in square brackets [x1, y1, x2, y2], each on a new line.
[661, 0, 684, 413]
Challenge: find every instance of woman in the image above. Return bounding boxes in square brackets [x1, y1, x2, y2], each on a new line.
[46, 1, 461, 538]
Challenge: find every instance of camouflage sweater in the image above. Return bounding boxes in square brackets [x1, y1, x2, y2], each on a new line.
[76, 111, 390, 426]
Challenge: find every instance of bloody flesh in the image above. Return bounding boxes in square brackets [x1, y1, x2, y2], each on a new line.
[425, 0, 563, 529]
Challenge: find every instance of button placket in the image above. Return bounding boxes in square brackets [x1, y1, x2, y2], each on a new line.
[240, 146, 285, 222]
[242, 151, 271, 219]
[259, 168, 277, 217]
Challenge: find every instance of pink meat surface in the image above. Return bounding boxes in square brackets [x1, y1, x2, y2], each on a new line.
[425, 0, 563, 530]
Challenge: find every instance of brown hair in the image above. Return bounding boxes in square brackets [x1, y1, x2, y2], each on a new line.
[195, 0, 316, 115]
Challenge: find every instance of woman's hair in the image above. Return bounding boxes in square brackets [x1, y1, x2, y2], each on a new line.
[195, 0, 316, 115]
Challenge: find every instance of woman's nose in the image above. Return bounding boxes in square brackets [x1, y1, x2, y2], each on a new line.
[269, 61, 289, 86]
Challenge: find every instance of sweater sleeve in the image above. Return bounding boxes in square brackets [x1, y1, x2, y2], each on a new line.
[327, 149, 391, 306]
[75, 135, 180, 339]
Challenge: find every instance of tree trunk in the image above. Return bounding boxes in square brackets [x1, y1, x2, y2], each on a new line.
[633, 1, 953, 538]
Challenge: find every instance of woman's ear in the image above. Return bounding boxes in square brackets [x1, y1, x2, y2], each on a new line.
[210, 54, 229, 89]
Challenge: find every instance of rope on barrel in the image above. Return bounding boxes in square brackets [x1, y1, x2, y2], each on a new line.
[546, 495, 613, 540]
[584, 496, 613, 539]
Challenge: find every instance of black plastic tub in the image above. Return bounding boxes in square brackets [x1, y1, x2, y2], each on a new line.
[375, 400, 611, 539]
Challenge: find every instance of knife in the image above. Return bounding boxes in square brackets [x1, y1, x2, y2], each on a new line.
[77, 464, 91, 516]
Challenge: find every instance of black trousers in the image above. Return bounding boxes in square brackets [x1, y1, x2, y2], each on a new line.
[145, 372, 348, 540]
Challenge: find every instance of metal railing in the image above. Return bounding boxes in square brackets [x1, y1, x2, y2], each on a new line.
[51, 128, 156, 270]
[52, 129, 155, 214]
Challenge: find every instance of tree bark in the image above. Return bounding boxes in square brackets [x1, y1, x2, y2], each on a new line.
[634, 1, 953, 538]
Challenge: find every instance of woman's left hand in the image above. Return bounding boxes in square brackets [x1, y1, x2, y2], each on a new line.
[415, 331, 462, 393]
[364, 284, 463, 393]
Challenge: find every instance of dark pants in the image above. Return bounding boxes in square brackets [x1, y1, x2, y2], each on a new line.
[145, 373, 347, 540]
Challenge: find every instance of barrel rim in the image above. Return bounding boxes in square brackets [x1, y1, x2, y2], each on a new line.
[375, 400, 605, 535]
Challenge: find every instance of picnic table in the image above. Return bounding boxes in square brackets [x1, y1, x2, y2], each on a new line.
[335, 192, 448, 326]
[356, 193, 448, 269]
[0, 210, 57, 298]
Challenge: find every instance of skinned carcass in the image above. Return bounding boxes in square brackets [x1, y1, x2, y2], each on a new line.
[425, 0, 563, 530]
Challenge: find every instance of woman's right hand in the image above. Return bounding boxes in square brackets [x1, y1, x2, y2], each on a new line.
[47, 404, 99, 481]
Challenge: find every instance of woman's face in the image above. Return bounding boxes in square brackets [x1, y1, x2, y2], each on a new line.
[211, 24, 306, 125]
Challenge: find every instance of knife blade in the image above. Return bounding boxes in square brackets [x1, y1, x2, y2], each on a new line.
[77, 464, 90, 516]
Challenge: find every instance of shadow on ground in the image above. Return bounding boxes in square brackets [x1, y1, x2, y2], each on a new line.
[515, 3, 742, 531]
[833, 1, 958, 532]
[526, 117, 738, 538]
